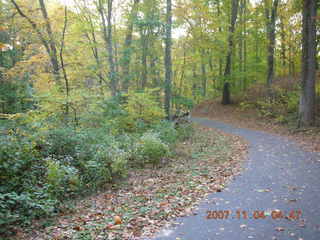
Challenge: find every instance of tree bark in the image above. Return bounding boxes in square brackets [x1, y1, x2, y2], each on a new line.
[279, 11, 287, 74]
[222, 0, 239, 104]
[59, 7, 70, 116]
[38, 0, 60, 83]
[121, 0, 139, 92]
[164, 0, 172, 119]
[200, 49, 207, 97]
[140, 30, 148, 89]
[84, 14, 106, 93]
[98, 0, 117, 96]
[264, 0, 279, 90]
[298, 0, 317, 127]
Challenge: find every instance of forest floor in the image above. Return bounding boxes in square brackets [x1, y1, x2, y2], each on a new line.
[14, 124, 247, 240]
[192, 100, 320, 152]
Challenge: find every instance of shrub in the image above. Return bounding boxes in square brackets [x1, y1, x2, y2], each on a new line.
[133, 132, 170, 166]
[124, 89, 165, 130]
[176, 122, 194, 141]
[0, 191, 56, 234]
[152, 120, 178, 145]
[286, 91, 299, 113]
[46, 158, 80, 197]
[38, 127, 79, 158]
[0, 134, 39, 192]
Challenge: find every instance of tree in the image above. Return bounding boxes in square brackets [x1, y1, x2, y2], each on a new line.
[222, 0, 239, 105]
[97, 0, 117, 96]
[164, 0, 172, 119]
[264, 0, 279, 92]
[121, 0, 140, 93]
[298, 0, 317, 127]
[10, 0, 61, 84]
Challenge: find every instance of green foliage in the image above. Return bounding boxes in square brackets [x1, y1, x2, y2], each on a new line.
[172, 95, 194, 111]
[124, 89, 166, 130]
[286, 91, 300, 113]
[176, 122, 194, 141]
[152, 120, 178, 145]
[134, 131, 170, 166]
[0, 77, 33, 114]
[0, 134, 39, 192]
[0, 192, 56, 232]
[46, 159, 80, 197]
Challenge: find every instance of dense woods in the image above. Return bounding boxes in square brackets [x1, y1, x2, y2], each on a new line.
[0, 0, 318, 236]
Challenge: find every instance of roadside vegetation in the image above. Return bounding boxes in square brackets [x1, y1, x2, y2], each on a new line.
[11, 125, 247, 240]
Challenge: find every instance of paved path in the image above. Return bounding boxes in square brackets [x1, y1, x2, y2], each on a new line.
[153, 117, 320, 240]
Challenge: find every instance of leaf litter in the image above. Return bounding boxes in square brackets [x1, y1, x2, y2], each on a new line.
[17, 125, 247, 240]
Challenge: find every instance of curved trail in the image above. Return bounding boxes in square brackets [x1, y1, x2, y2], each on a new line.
[153, 117, 320, 240]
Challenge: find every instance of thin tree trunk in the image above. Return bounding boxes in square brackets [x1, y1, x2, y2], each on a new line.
[83, 13, 106, 93]
[38, 0, 60, 83]
[200, 49, 207, 97]
[59, 7, 70, 116]
[113, 25, 119, 77]
[122, 0, 139, 92]
[243, 0, 247, 90]
[217, 0, 223, 80]
[179, 44, 186, 96]
[140, 31, 148, 89]
[192, 64, 198, 101]
[265, 0, 279, 91]
[298, 0, 317, 127]
[98, 0, 117, 96]
[164, 0, 172, 119]
[222, 0, 239, 104]
[279, 12, 286, 74]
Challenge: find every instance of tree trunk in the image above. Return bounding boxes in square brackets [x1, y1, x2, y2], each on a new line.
[83, 13, 106, 93]
[265, 0, 279, 90]
[140, 32, 148, 89]
[222, 82, 231, 105]
[298, 0, 317, 127]
[279, 12, 286, 74]
[243, 0, 247, 90]
[98, 0, 117, 96]
[164, 0, 172, 119]
[11, 0, 61, 84]
[121, 0, 139, 93]
[200, 49, 207, 97]
[38, 0, 60, 83]
[59, 7, 70, 116]
[222, 0, 239, 104]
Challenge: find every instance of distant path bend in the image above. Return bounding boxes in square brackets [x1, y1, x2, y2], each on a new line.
[153, 117, 320, 240]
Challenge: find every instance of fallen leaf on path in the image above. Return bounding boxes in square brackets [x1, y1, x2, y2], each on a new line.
[275, 227, 285, 232]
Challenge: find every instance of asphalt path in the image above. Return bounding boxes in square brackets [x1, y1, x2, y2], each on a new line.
[152, 117, 320, 240]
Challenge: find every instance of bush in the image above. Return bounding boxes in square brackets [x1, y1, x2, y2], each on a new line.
[46, 158, 80, 197]
[152, 120, 178, 145]
[133, 132, 170, 166]
[80, 143, 128, 188]
[39, 127, 79, 158]
[176, 122, 194, 141]
[0, 134, 39, 192]
[0, 191, 56, 234]
[124, 89, 165, 131]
